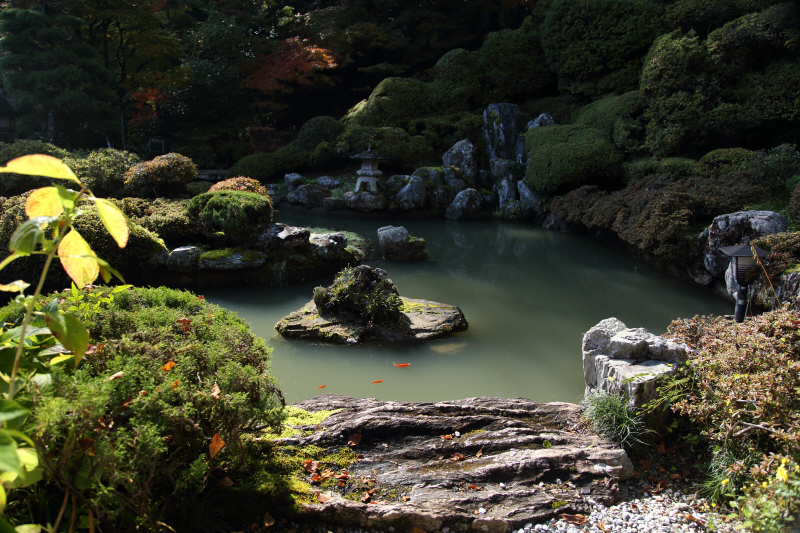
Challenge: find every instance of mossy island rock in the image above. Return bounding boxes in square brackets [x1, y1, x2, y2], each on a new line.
[275, 265, 468, 344]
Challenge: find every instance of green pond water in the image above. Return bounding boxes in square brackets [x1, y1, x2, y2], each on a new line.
[202, 213, 731, 405]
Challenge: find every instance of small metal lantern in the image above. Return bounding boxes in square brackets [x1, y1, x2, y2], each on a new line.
[720, 243, 769, 322]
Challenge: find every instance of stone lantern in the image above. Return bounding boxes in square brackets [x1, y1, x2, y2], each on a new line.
[0, 90, 16, 144]
[350, 145, 387, 193]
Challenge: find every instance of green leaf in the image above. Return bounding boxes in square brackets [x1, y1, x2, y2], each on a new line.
[0, 400, 29, 430]
[55, 183, 77, 212]
[0, 326, 50, 345]
[0, 441, 20, 474]
[48, 354, 74, 367]
[92, 198, 129, 248]
[8, 216, 52, 256]
[44, 313, 89, 367]
[14, 523, 43, 533]
[112, 284, 133, 294]
[0, 154, 80, 184]
[94, 257, 126, 284]
[57, 229, 99, 288]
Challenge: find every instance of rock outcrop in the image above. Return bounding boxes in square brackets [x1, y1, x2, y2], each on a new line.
[443, 139, 477, 181]
[275, 296, 467, 344]
[582, 318, 690, 410]
[378, 226, 428, 261]
[283, 395, 633, 531]
[484, 103, 525, 163]
[700, 210, 788, 278]
[391, 176, 426, 211]
[446, 188, 483, 221]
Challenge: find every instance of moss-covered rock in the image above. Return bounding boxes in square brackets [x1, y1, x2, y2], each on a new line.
[114, 198, 200, 249]
[312, 265, 402, 325]
[342, 78, 432, 130]
[541, 0, 664, 97]
[524, 124, 623, 194]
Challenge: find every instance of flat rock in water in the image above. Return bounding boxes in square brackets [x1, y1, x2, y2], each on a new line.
[275, 297, 468, 343]
[284, 395, 632, 531]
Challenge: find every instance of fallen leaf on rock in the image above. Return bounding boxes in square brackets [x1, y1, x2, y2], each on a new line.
[317, 493, 332, 503]
[669, 473, 682, 480]
[411, 528, 427, 533]
[211, 382, 221, 400]
[360, 492, 371, 503]
[656, 440, 666, 454]
[467, 485, 482, 491]
[161, 360, 176, 372]
[394, 363, 410, 368]
[476, 446, 484, 458]
[320, 469, 333, 480]
[263, 512, 275, 527]
[107, 371, 124, 381]
[449, 453, 465, 461]
[348, 434, 362, 446]
[302, 460, 319, 473]
[441, 435, 453, 440]
[311, 474, 321, 483]
[598, 522, 608, 532]
[356, 454, 364, 461]
[560, 514, 588, 525]
[217, 476, 234, 487]
[371, 380, 383, 384]
[335, 471, 349, 480]
[401, 496, 410, 502]
[685, 514, 705, 526]
[317, 384, 327, 389]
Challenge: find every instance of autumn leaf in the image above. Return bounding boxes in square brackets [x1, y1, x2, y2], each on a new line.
[161, 360, 176, 372]
[317, 493, 332, 503]
[360, 492, 371, 503]
[263, 512, 275, 527]
[320, 469, 334, 480]
[656, 440, 666, 454]
[107, 371, 124, 381]
[317, 384, 327, 389]
[598, 522, 608, 532]
[669, 473, 682, 480]
[210, 433, 225, 459]
[371, 380, 383, 384]
[217, 476, 234, 487]
[449, 453, 465, 461]
[639, 459, 651, 471]
[211, 382, 221, 400]
[172, 380, 180, 388]
[310, 474, 321, 483]
[334, 471, 349, 480]
[467, 485, 482, 491]
[656, 465, 666, 473]
[560, 514, 588, 525]
[0, 154, 80, 183]
[401, 496, 410, 502]
[685, 515, 705, 526]
[26, 187, 63, 218]
[58, 229, 99, 288]
[441, 435, 453, 440]
[347, 434, 362, 446]
[302, 460, 319, 473]
[394, 363, 410, 368]
[411, 528, 427, 533]
[93, 198, 129, 248]
[476, 446, 484, 458]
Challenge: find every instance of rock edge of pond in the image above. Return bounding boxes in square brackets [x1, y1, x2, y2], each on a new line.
[282, 395, 632, 533]
[275, 297, 468, 344]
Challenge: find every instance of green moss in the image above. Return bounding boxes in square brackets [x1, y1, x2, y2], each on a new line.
[524, 125, 623, 194]
[199, 248, 235, 261]
[337, 125, 436, 172]
[187, 190, 273, 246]
[542, 0, 664, 97]
[574, 91, 645, 143]
[551, 500, 569, 509]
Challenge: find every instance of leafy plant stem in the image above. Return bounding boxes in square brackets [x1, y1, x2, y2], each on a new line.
[52, 490, 69, 533]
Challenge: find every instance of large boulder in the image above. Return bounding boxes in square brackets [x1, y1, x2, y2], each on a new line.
[316, 176, 342, 189]
[198, 249, 267, 270]
[284, 173, 305, 191]
[526, 113, 555, 131]
[257, 223, 310, 250]
[280, 395, 632, 530]
[166, 246, 199, 273]
[378, 225, 428, 261]
[446, 188, 483, 221]
[392, 176, 427, 211]
[310, 232, 347, 260]
[583, 318, 690, 410]
[483, 103, 525, 162]
[343, 191, 387, 212]
[490, 157, 512, 181]
[384, 175, 408, 197]
[291, 184, 331, 208]
[442, 139, 476, 180]
[517, 180, 540, 209]
[700, 210, 788, 278]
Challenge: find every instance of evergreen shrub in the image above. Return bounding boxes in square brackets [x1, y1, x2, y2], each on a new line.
[524, 124, 623, 194]
[296, 116, 345, 151]
[225, 141, 306, 182]
[0, 140, 70, 195]
[187, 190, 273, 246]
[64, 148, 141, 197]
[209, 176, 269, 196]
[1, 285, 284, 530]
[123, 153, 197, 198]
[313, 265, 402, 324]
[114, 198, 200, 249]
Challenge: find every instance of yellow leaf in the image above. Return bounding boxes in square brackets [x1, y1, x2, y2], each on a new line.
[0, 154, 80, 183]
[93, 198, 129, 248]
[25, 187, 63, 218]
[49, 354, 75, 366]
[57, 230, 99, 288]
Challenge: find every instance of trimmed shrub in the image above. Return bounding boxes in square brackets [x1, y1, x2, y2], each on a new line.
[575, 91, 645, 138]
[699, 147, 754, 178]
[296, 116, 345, 151]
[524, 124, 623, 194]
[0, 194, 167, 290]
[123, 152, 197, 198]
[342, 78, 432, 129]
[664, 0, 778, 35]
[64, 148, 141, 197]
[541, 0, 664, 97]
[313, 265, 402, 324]
[114, 198, 200, 249]
[209, 176, 269, 196]
[3, 285, 284, 530]
[623, 157, 703, 183]
[337, 125, 436, 172]
[0, 140, 70, 195]
[225, 141, 306, 182]
[520, 95, 583, 125]
[187, 190, 273, 246]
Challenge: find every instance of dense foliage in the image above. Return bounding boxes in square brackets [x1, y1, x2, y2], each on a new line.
[1, 285, 284, 530]
[123, 152, 197, 198]
[209, 176, 269, 197]
[186, 191, 273, 246]
[313, 265, 403, 325]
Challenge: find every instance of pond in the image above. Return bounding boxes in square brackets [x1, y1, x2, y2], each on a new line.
[202, 213, 731, 405]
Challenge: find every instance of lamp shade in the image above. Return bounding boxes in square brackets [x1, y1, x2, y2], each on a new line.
[720, 244, 769, 285]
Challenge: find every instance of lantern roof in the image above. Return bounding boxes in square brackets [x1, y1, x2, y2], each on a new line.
[350, 144, 387, 161]
[720, 243, 769, 258]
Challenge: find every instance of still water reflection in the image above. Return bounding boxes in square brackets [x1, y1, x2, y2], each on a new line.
[202, 213, 730, 405]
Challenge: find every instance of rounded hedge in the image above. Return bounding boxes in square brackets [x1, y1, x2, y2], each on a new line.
[64, 148, 141, 197]
[187, 190, 274, 246]
[123, 152, 197, 198]
[296, 116, 345, 151]
[541, 0, 664, 97]
[209, 176, 269, 196]
[524, 124, 623, 194]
